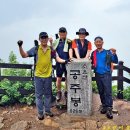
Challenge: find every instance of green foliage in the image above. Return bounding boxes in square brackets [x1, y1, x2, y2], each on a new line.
[0, 51, 35, 105]
[123, 87, 130, 101]
[0, 79, 20, 105]
[92, 83, 130, 101]
[52, 82, 56, 95]
[0, 95, 10, 104]
[19, 94, 35, 105]
[24, 82, 34, 90]
[112, 85, 118, 98]
[92, 81, 98, 93]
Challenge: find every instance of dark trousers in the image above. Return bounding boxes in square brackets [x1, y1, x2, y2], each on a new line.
[34, 76, 52, 115]
[95, 72, 113, 108]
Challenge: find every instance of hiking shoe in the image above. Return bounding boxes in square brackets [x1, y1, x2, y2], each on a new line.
[106, 107, 113, 119]
[99, 105, 107, 114]
[45, 111, 54, 117]
[64, 91, 67, 99]
[56, 91, 62, 101]
[100, 107, 107, 114]
[38, 114, 44, 120]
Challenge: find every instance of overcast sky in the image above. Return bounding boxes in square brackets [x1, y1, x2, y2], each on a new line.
[0, 0, 130, 67]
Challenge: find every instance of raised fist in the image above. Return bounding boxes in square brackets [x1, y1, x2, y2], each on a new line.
[17, 40, 23, 47]
[110, 48, 116, 54]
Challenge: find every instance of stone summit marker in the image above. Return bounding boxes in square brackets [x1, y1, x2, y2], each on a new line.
[66, 59, 92, 116]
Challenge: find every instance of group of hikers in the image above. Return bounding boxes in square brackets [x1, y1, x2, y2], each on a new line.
[17, 27, 118, 120]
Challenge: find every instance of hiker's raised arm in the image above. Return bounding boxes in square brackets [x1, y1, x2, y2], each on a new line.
[109, 48, 118, 64]
[17, 40, 29, 58]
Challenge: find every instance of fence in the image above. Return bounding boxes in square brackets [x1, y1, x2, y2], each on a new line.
[0, 61, 130, 99]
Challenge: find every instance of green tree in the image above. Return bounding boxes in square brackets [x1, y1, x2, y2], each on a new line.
[9, 51, 18, 64]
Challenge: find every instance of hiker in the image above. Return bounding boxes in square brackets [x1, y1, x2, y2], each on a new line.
[91, 36, 118, 119]
[71, 28, 92, 59]
[51, 27, 72, 102]
[17, 32, 55, 120]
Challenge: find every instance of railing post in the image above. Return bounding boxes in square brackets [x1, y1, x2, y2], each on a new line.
[117, 61, 124, 99]
[0, 64, 1, 82]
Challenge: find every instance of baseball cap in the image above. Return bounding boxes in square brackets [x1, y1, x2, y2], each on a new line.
[59, 27, 67, 33]
[94, 36, 103, 41]
[39, 32, 48, 39]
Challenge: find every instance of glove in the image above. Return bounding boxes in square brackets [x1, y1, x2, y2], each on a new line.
[55, 34, 59, 39]
[17, 40, 23, 47]
[65, 59, 72, 64]
[34, 40, 39, 46]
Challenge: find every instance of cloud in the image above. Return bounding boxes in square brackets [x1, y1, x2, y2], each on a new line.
[105, 0, 130, 13]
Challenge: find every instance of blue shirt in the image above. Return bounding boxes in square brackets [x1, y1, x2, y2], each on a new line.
[56, 39, 69, 60]
[95, 49, 118, 74]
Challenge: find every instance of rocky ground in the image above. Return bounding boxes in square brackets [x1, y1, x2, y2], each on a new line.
[0, 93, 130, 130]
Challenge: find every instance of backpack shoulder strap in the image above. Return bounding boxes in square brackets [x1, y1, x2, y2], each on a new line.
[34, 45, 39, 65]
[93, 50, 97, 67]
[106, 50, 114, 71]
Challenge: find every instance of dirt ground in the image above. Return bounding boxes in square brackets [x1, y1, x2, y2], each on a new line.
[0, 94, 130, 130]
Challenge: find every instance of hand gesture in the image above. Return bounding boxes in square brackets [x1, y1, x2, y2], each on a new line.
[17, 40, 23, 47]
[49, 37, 53, 44]
[110, 48, 116, 54]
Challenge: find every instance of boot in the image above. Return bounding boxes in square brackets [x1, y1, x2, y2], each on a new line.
[99, 105, 107, 114]
[106, 107, 113, 119]
[45, 111, 54, 117]
[38, 114, 44, 120]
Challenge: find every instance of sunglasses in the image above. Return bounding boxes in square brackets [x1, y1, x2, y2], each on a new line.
[59, 31, 66, 33]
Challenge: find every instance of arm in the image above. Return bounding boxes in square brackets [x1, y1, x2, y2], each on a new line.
[69, 48, 73, 59]
[111, 54, 118, 64]
[85, 42, 92, 59]
[17, 40, 36, 58]
[68, 42, 73, 59]
[74, 48, 80, 59]
[56, 52, 66, 63]
[109, 48, 118, 64]
[72, 40, 80, 59]
[85, 50, 91, 59]
[17, 40, 29, 58]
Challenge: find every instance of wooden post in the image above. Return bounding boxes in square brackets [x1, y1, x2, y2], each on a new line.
[0, 65, 1, 82]
[117, 61, 124, 99]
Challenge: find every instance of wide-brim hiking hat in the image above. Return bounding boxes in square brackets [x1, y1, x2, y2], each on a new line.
[39, 32, 48, 39]
[76, 28, 89, 36]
